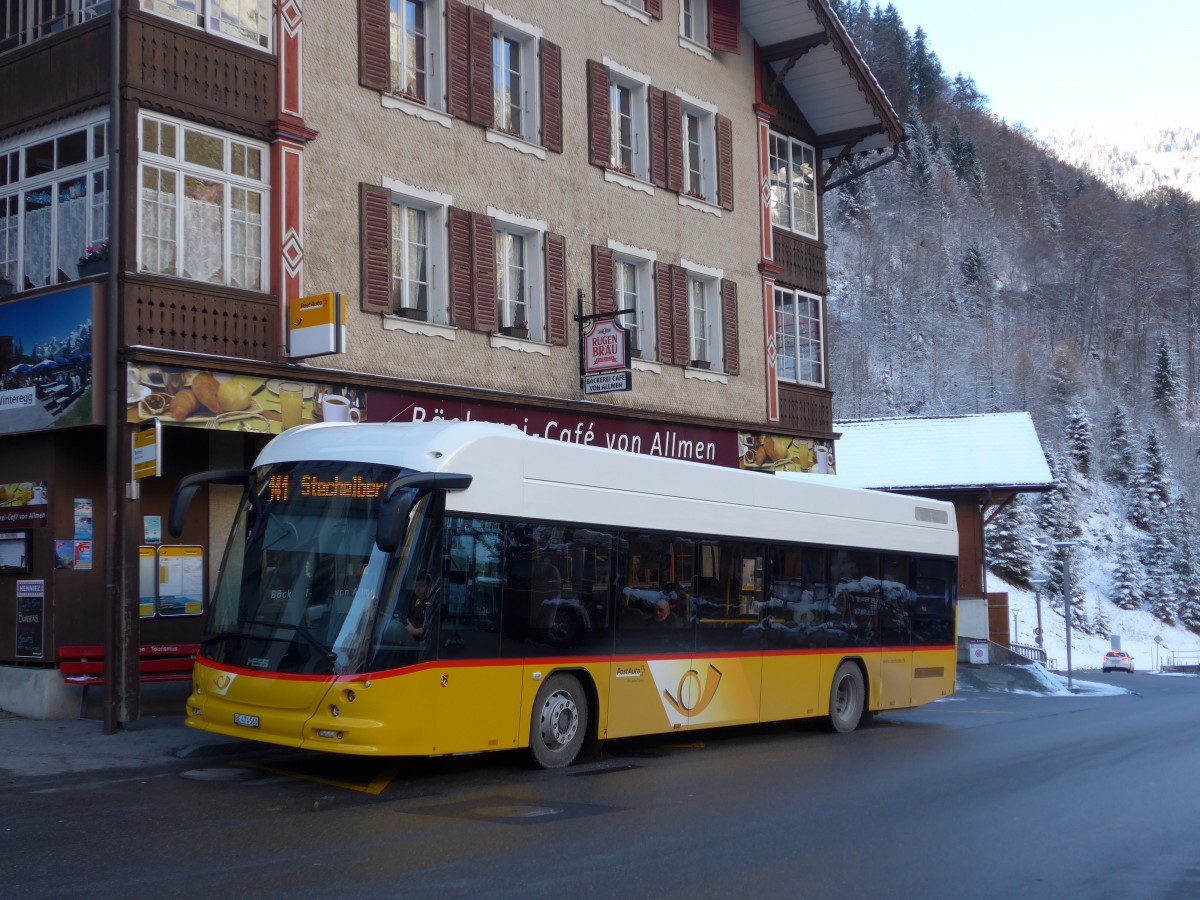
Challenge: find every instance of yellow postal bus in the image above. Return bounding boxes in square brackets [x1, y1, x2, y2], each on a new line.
[171, 421, 957, 767]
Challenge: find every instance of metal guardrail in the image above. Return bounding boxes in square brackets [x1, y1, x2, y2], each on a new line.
[1009, 641, 1048, 665]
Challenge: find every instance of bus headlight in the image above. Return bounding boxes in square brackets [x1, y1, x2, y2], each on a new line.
[330, 705, 340, 717]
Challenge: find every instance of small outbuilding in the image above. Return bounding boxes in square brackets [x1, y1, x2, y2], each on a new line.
[833, 412, 1055, 647]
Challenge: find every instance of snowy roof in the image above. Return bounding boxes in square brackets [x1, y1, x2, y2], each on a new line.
[832, 412, 1055, 493]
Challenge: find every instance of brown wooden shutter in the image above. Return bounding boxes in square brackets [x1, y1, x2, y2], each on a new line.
[645, 0, 662, 20]
[546, 232, 567, 345]
[360, 183, 392, 314]
[448, 206, 475, 328]
[721, 278, 739, 375]
[647, 86, 667, 189]
[540, 40, 563, 153]
[654, 262, 673, 364]
[446, 0, 471, 120]
[587, 60, 611, 169]
[671, 264, 690, 365]
[468, 6, 495, 127]
[592, 245, 615, 315]
[708, 0, 741, 53]
[358, 0, 390, 91]
[471, 213, 497, 331]
[664, 91, 684, 194]
[716, 113, 734, 210]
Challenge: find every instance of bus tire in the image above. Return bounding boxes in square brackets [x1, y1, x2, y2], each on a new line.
[826, 661, 865, 733]
[529, 674, 587, 769]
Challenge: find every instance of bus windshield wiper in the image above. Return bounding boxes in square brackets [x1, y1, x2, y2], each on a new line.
[277, 622, 339, 666]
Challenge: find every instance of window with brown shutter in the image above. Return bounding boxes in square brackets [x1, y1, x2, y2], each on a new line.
[360, 183, 392, 313]
[654, 261, 673, 364]
[708, 0, 740, 53]
[546, 232, 567, 345]
[540, 40, 563, 153]
[670, 264, 689, 366]
[648, 86, 668, 189]
[470, 212, 497, 331]
[587, 60, 611, 169]
[358, 0, 390, 91]
[664, 91, 684, 194]
[446, 0, 472, 119]
[593, 245, 615, 315]
[645, 0, 663, 19]
[447, 207, 475, 327]
[716, 113, 734, 210]
[467, 6, 494, 127]
[721, 278, 739, 375]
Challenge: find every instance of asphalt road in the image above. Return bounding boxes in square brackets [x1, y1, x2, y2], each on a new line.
[4, 672, 1199, 899]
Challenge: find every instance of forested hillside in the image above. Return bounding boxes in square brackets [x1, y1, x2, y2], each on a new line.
[826, 2, 1200, 634]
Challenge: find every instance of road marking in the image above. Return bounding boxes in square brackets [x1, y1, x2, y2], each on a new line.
[30, 773, 172, 794]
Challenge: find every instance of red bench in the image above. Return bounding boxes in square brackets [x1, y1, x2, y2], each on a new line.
[59, 643, 200, 718]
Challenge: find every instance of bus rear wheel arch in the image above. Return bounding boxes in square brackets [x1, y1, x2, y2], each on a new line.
[529, 673, 589, 768]
[825, 660, 869, 733]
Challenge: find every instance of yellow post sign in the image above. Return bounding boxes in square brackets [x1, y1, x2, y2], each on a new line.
[286, 292, 346, 358]
[132, 421, 161, 479]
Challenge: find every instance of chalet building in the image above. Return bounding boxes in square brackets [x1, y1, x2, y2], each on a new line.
[0, 0, 902, 718]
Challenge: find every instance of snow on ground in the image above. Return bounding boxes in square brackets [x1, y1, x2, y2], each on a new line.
[987, 569, 1200, 675]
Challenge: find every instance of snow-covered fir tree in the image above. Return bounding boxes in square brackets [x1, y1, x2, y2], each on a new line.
[1065, 403, 1093, 475]
[984, 496, 1036, 584]
[1104, 403, 1135, 486]
[1144, 527, 1180, 624]
[1110, 542, 1146, 611]
[1151, 334, 1183, 417]
[1130, 428, 1172, 531]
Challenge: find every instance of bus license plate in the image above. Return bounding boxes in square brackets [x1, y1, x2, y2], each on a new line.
[233, 713, 260, 728]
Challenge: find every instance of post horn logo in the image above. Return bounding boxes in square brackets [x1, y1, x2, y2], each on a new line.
[662, 664, 722, 717]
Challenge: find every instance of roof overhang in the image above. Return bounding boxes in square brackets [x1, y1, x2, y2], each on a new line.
[742, 0, 905, 159]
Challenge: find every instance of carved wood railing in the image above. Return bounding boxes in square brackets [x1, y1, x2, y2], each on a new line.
[773, 232, 827, 296]
[778, 383, 833, 435]
[124, 275, 279, 361]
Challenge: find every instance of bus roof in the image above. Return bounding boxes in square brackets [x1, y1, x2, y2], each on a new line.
[257, 421, 957, 557]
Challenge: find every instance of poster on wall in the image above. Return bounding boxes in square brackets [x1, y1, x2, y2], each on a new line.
[73, 498, 93, 539]
[158, 545, 204, 616]
[126, 363, 366, 434]
[54, 540, 74, 569]
[73, 540, 92, 570]
[737, 434, 834, 474]
[139, 546, 157, 618]
[15, 580, 44, 659]
[0, 285, 97, 436]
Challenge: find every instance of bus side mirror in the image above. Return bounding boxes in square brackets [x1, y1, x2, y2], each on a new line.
[375, 472, 473, 553]
[169, 469, 252, 538]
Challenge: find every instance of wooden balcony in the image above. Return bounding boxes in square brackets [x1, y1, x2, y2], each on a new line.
[773, 232, 827, 296]
[123, 274, 279, 361]
[778, 383, 834, 436]
[0, 19, 108, 137]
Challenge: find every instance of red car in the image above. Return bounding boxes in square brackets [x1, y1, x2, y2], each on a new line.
[1102, 650, 1134, 673]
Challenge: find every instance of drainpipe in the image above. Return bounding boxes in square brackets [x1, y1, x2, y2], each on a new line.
[103, 0, 130, 734]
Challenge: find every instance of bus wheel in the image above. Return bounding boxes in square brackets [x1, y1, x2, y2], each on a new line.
[826, 662, 865, 733]
[530, 674, 587, 769]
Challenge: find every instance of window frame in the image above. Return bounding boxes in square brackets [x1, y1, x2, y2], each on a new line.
[774, 285, 824, 388]
[486, 7, 541, 147]
[489, 206, 546, 342]
[609, 240, 656, 362]
[0, 0, 109, 54]
[0, 113, 109, 290]
[680, 0, 706, 46]
[140, 0, 272, 52]
[136, 111, 270, 292]
[677, 91, 717, 205]
[605, 59, 650, 182]
[389, 0, 444, 108]
[385, 179, 450, 326]
[768, 130, 818, 240]
[682, 261, 723, 372]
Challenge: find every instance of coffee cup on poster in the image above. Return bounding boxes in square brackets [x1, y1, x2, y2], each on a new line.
[321, 394, 361, 423]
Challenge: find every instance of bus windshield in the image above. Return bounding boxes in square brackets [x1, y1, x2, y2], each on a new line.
[204, 460, 437, 676]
